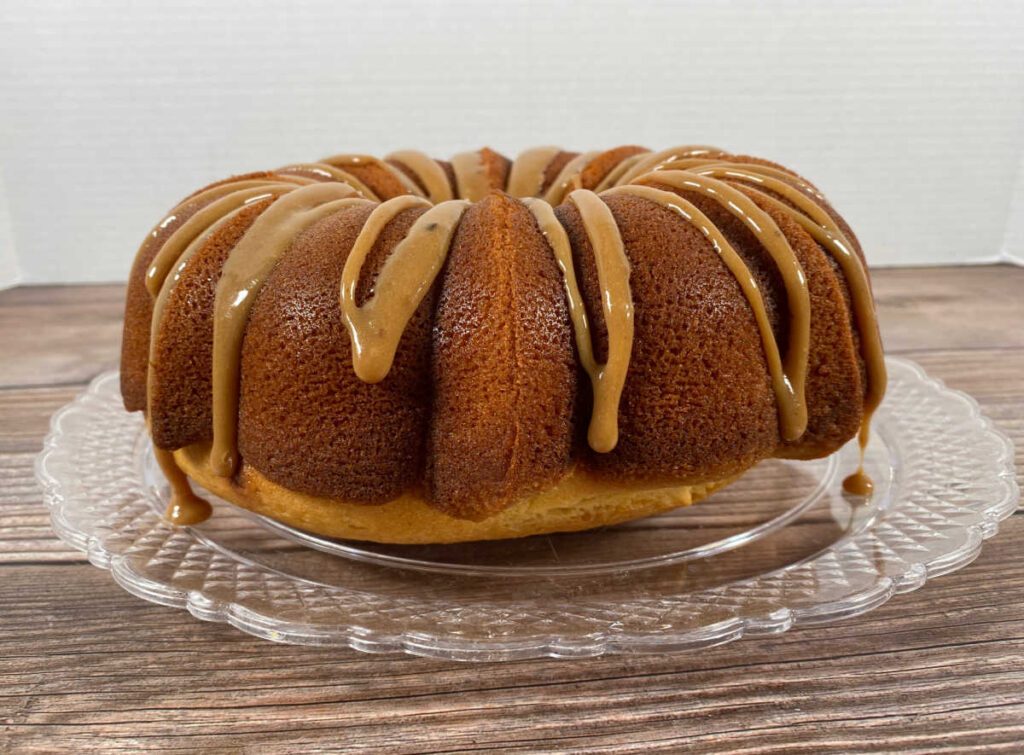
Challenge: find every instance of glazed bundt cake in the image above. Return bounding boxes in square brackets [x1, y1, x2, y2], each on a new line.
[122, 145, 885, 543]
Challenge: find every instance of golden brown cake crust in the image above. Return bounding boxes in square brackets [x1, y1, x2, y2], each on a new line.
[428, 192, 577, 519]
[557, 193, 782, 482]
[236, 203, 436, 503]
[477, 147, 512, 194]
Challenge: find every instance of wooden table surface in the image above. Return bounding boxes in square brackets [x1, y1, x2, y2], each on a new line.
[2, 265, 1022, 753]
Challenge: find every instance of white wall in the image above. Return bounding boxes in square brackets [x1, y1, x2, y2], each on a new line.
[0, 166, 19, 289]
[1, 0, 1023, 286]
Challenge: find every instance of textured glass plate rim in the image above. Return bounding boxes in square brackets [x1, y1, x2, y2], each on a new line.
[37, 357, 1019, 661]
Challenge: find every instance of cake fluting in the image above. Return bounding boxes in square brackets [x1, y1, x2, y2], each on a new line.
[122, 145, 885, 542]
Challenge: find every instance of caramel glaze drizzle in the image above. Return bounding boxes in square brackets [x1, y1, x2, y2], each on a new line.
[685, 163, 887, 495]
[148, 203, 260, 416]
[506, 146, 564, 199]
[320, 153, 426, 197]
[614, 145, 726, 186]
[153, 446, 212, 526]
[144, 181, 306, 296]
[209, 183, 371, 476]
[628, 169, 813, 442]
[340, 196, 471, 383]
[524, 196, 634, 453]
[141, 146, 886, 527]
[593, 154, 647, 193]
[276, 163, 382, 201]
[450, 150, 493, 202]
[604, 182, 804, 442]
[544, 151, 601, 205]
[385, 150, 455, 203]
[138, 177, 316, 526]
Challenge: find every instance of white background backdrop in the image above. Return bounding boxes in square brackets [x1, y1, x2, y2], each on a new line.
[1, 0, 1023, 289]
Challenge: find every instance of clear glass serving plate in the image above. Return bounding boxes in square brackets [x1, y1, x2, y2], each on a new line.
[38, 358, 1018, 661]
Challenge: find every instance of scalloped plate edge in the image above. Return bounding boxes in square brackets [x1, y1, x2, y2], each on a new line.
[37, 360, 1020, 660]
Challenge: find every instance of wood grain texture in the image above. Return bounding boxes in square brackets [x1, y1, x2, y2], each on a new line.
[0, 265, 1022, 753]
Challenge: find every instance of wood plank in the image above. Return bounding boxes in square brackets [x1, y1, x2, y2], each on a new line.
[871, 265, 1024, 353]
[0, 283, 122, 389]
[0, 386, 88, 563]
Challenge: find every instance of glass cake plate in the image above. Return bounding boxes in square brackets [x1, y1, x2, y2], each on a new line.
[38, 358, 1018, 661]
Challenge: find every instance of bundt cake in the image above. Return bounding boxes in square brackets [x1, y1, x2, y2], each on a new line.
[121, 145, 886, 543]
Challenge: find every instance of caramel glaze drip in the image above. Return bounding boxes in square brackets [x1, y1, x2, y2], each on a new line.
[209, 183, 370, 476]
[153, 446, 212, 525]
[320, 153, 425, 197]
[842, 469, 875, 496]
[593, 153, 648, 192]
[139, 177, 312, 526]
[506, 146, 564, 199]
[683, 162, 887, 494]
[524, 195, 633, 452]
[340, 196, 471, 382]
[141, 146, 887, 526]
[148, 203, 259, 415]
[144, 181, 305, 296]
[275, 163, 381, 201]
[604, 183, 804, 440]
[544, 151, 600, 205]
[385, 150, 455, 203]
[627, 169, 813, 442]
[615, 145, 727, 186]
[450, 150, 493, 202]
